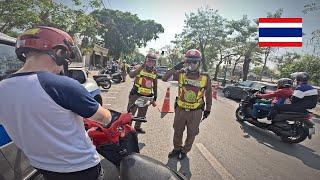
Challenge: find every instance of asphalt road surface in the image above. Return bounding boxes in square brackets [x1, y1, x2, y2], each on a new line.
[100, 76, 320, 180]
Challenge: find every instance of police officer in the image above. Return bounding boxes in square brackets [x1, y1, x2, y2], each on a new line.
[162, 49, 212, 160]
[127, 52, 158, 133]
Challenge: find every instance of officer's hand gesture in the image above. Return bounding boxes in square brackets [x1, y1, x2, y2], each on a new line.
[202, 110, 211, 121]
[174, 61, 185, 70]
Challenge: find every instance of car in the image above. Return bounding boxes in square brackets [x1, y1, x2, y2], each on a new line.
[156, 66, 168, 79]
[68, 63, 103, 105]
[222, 81, 277, 100]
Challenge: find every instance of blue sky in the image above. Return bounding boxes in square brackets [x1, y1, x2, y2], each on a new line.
[101, 0, 319, 55]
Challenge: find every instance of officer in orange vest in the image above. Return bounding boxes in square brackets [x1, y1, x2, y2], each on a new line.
[162, 49, 212, 160]
[127, 52, 158, 134]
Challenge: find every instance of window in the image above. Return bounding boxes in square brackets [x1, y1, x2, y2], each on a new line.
[238, 81, 253, 87]
[0, 43, 23, 81]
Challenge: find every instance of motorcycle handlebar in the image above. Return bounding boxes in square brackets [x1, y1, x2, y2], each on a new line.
[132, 117, 147, 123]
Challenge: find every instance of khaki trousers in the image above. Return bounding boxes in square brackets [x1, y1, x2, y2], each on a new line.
[127, 93, 149, 128]
[173, 107, 202, 153]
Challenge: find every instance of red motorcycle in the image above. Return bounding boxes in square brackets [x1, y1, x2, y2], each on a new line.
[83, 96, 186, 179]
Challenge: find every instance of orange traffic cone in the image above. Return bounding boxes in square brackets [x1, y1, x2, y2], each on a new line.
[159, 87, 173, 113]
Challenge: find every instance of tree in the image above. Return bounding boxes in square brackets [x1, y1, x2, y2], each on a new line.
[304, 1, 320, 55]
[91, 9, 164, 59]
[0, 0, 102, 53]
[175, 8, 227, 71]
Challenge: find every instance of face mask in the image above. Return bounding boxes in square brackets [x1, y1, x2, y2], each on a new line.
[187, 62, 199, 72]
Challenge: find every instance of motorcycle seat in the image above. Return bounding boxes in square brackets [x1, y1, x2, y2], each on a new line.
[279, 111, 309, 115]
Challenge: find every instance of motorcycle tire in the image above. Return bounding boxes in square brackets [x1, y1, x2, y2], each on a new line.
[113, 78, 122, 84]
[235, 107, 245, 122]
[101, 79, 112, 89]
[280, 123, 308, 144]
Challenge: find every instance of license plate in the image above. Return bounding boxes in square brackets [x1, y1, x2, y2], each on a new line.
[309, 127, 315, 135]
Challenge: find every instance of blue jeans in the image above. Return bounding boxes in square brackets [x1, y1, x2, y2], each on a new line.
[252, 103, 272, 119]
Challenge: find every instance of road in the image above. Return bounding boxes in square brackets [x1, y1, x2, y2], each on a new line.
[100, 76, 320, 180]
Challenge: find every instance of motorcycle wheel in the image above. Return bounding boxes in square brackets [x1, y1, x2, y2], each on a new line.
[113, 78, 122, 83]
[280, 123, 308, 144]
[235, 107, 245, 122]
[101, 79, 111, 89]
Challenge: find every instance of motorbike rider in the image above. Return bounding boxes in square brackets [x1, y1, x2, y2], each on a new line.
[247, 78, 293, 121]
[0, 26, 111, 180]
[272, 72, 318, 115]
[127, 52, 158, 134]
[120, 60, 128, 82]
[162, 49, 212, 160]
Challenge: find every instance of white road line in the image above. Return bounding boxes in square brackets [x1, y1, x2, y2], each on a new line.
[107, 92, 119, 94]
[105, 97, 116, 99]
[196, 143, 235, 180]
[104, 104, 112, 106]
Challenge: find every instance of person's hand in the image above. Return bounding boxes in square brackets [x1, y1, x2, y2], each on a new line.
[174, 61, 185, 70]
[152, 101, 157, 107]
[202, 110, 211, 121]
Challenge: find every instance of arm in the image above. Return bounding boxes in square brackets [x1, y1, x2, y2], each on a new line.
[153, 78, 158, 101]
[162, 69, 179, 82]
[205, 77, 213, 111]
[257, 91, 277, 99]
[90, 105, 111, 124]
[129, 65, 143, 78]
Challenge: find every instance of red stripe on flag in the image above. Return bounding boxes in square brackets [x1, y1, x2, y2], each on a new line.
[259, 18, 302, 23]
[259, 42, 302, 47]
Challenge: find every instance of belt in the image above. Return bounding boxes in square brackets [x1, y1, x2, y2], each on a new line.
[177, 106, 202, 112]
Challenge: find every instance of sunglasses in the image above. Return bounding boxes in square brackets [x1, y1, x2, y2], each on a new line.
[186, 61, 198, 64]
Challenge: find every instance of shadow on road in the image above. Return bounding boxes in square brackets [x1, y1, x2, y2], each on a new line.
[239, 121, 320, 171]
[166, 157, 192, 179]
[138, 143, 145, 151]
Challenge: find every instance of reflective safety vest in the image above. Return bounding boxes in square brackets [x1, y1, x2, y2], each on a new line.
[177, 72, 208, 109]
[134, 69, 157, 96]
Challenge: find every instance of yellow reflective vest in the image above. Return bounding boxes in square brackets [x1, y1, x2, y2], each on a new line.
[134, 69, 157, 96]
[177, 72, 208, 110]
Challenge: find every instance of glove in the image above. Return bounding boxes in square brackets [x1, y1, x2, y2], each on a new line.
[174, 61, 185, 70]
[202, 110, 211, 120]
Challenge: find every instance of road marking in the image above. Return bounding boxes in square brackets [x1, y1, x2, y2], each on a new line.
[105, 97, 116, 99]
[108, 92, 119, 94]
[196, 143, 235, 180]
[104, 104, 112, 106]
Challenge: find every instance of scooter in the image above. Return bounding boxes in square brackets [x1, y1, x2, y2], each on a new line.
[235, 87, 315, 144]
[93, 74, 112, 89]
[99, 67, 123, 84]
[84, 96, 186, 179]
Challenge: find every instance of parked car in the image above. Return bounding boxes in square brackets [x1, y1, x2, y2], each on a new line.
[222, 81, 277, 100]
[156, 66, 168, 79]
[68, 64, 103, 105]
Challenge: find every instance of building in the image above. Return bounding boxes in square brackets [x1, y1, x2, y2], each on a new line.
[83, 44, 109, 67]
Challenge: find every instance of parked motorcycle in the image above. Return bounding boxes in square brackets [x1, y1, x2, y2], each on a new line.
[235, 87, 315, 144]
[93, 74, 112, 89]
[84, 96, 186, 179]
[99, 67, 123, 84]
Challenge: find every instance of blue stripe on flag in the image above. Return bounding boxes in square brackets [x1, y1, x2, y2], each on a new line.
[0, 124, 12, 147]
[259, 28, 302, 37]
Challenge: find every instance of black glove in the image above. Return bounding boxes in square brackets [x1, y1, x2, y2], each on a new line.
[174, 61, 184, 70]
[202, 110, 211, 120]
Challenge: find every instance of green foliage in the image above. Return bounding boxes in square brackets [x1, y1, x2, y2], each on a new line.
[279, 54, 320, 86]
[91, 9, 164, 59]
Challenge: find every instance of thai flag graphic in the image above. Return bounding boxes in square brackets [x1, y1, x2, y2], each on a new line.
[258, 18, 302, 47]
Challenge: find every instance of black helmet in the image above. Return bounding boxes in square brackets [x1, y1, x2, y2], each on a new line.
[291, 72, 309, 83]
[277, 78, 293, 88]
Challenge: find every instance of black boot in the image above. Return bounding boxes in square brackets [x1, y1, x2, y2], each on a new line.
[134, 127, 146, 134]
[168, 149, 181, 158]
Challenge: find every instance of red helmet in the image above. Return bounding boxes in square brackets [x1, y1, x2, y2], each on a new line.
[15, 26, 82, 66]
[185, 49, 202, 62]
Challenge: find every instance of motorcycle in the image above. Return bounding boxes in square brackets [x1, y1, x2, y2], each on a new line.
[84, 96, 186, 180]
[99, 67, 123, 84]
[235, 87, 315, 144]
[93, 74, 112, 89]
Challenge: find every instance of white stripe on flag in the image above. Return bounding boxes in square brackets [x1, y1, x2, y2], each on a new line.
[259, 23, 302, 28]
[259, 37, 302, 42]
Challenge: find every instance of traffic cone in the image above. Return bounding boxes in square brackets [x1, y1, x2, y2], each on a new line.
[159, 87, 173, 113]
